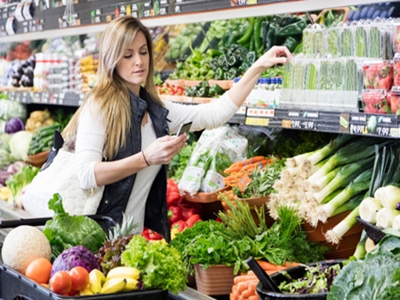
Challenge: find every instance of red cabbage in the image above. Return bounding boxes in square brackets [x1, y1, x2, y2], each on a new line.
[5, 117, 24, 134]
[51, 245, 100, 277]
[0, 170, 11, 186]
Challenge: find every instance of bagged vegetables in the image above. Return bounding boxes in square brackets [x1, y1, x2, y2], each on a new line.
[178, 125, 247, 195]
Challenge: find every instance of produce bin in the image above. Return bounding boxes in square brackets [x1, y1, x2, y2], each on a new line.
[0, 264, 168, 300]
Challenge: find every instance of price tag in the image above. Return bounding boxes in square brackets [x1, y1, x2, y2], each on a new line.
[281, 120, 291, 128]
[144, 10, 151, 17]
[160, 7, 167, 15]
[291, 120, 301, 129]
[245, 117, 269, 127]
[302, 121, 315, 130]
[375, 126, 391, 137]
[160, 0, 168, 4]
[21, 92, 27, 103]
[246, 108, 274, 117]
[350, 124, 367, 135]
[390, 128, 400, 138]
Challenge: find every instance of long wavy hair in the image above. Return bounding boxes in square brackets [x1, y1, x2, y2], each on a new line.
[63, 16, 162, 160]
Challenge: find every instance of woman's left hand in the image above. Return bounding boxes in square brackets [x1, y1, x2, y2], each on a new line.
[143, 134, 188, 166]
[253, 45, 292, 70]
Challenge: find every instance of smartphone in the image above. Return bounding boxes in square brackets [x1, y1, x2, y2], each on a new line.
[176, 121, 192, 137]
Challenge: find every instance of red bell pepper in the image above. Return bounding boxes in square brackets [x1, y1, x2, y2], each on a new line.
[181, 207, 198, 221]
[166, 179, 183, 207]
[185, 214, 202, 228]
[142, 228, 163, 240]
[168, 206, 183, 224]
[171, 220, 187, 232]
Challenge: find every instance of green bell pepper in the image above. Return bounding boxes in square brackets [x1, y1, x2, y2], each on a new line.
[215, 67, 225, 80]
[282, 36, 300, 52]
[266, 22, 279, 50]
[276, 19, 307, 37]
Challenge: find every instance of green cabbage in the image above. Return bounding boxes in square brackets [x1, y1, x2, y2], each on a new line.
[0, 99, 27, 121]
[43, 193, 107, 261]
[9, 130, 32, 161]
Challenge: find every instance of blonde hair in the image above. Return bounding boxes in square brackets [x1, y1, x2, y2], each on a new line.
[63, 16, 162, 160]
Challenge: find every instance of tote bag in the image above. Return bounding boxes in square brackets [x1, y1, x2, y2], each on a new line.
[22, 145, 104, 217]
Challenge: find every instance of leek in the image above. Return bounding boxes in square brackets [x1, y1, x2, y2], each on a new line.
[374, 185, 400, 209]
[308, 138, 385, 183]
[313, 156, 374, 204]
[303, 134, 354, 167]
[353, 230, 368, 259]
[317, 169, 372, 223]
[325, 206, 360, 244]
[359, 196, 382, 223]
[311, 167, 341, 192]
[375, 207, 400, 229]
[331, 193, 365, 217]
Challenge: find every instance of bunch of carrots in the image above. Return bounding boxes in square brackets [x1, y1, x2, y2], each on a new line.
[230, 261, 299, 300]
[222, 156, 274, 196]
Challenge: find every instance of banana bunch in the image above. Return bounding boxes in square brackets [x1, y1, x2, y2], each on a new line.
[0, 186, 11, 201]
[80, 267, 140, 296]
[153, 35, 168, 54]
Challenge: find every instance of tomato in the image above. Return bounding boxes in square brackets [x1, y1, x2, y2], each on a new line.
[25, 257, 52, 284]
[49, 271, 72, 295]
[69, 266, 90, 291]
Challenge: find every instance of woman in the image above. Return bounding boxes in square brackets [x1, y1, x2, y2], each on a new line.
[63, 16, 291, 240]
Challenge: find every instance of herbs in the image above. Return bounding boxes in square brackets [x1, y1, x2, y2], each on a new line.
[232, 156, 285, 199]
[167, 139, 197, 182]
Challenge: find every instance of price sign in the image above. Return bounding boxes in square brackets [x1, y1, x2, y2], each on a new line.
[21, 92, 27, 103]
[302, 121, 315, 130]
[291, 120, 301, 129]
[350, 124, 367, 135]
[390, 128, 400, 138]
[245, 117, 269, 126]
[160, 7, 167, 15]
[281, 120, 291, 128]
[375, 126, 391, 137]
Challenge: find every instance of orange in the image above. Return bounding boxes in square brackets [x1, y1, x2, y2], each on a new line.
[25, 257, 52, 284]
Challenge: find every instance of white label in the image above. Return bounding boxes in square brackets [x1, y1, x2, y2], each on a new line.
[178, 166, 205, 195]
[14, 3, 24, 22]
[201, 170, 224, 193]
[23, 2, 33, 21]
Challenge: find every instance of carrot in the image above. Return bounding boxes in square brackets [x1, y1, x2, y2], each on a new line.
[230, 291, 239, 300]
[237, 281, 250, 294]
[244, 156, 265, 164]
[241, 288, 255, 299]
[233, 274, 257, 285]
[247, 281, 258, 294]
[256, 260, 288, 271]
[248, 296, 259, 300]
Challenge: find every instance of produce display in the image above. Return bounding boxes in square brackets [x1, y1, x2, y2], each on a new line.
[3, 4, 400, 300]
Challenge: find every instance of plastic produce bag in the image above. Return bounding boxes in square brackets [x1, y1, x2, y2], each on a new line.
[178, 125, 247, 195]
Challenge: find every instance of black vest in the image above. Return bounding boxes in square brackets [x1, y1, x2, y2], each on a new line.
[96, 87, 171, 241]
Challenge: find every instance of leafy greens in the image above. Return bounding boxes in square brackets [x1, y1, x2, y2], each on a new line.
[43, 193, 107, 260]
[121, 235, 188, 294]
[328, 235, 400, 300]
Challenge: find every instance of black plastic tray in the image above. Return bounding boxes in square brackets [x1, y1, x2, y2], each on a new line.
[356, 216, 385, 244]
[0, 264, 168, 300]
[256, 260, 343, 300]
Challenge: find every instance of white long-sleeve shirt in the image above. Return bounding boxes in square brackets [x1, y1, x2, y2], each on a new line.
[75, 92, 238, 232]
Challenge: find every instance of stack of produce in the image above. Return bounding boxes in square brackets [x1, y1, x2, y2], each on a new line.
[27, 123, 60, 156]
[170, 197, 327, 278]
[1, 193, 188, 296]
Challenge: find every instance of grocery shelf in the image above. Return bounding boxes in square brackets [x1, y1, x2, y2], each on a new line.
[244, 106, 400, 138]
[0, 0, 390, 44]
[6, 90, 400, 139]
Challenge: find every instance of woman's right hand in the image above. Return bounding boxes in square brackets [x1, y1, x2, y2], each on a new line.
[142, 134, 188, 166]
